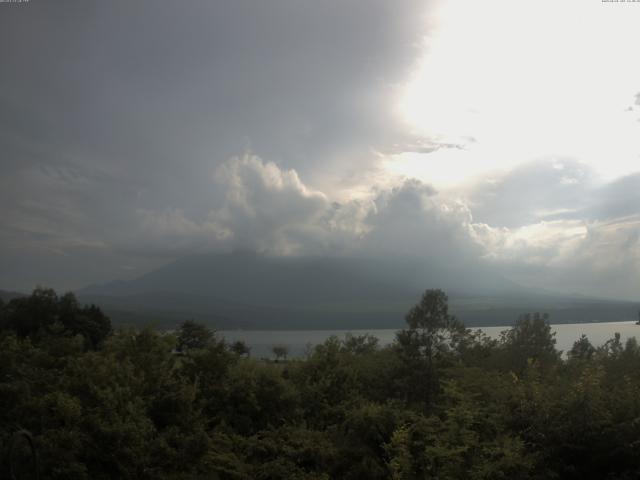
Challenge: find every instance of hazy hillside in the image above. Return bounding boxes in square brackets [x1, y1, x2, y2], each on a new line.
[77, 253, 639, 329]
[80, 252, 522, 302]
[0, 289, 25, 303]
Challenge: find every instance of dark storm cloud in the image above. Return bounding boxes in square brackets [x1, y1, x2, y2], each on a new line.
[361, 179, 481, 263]
[1, 0, 428, 184]
[0, 0, 430, 290]
[466, 160, 595, 228]
[467, 160, 640, 228]
[122, 155, 484, 267]
[589, 174, 640, 221]
[465, 161, 640, 300]
[2, 1, 639, 300]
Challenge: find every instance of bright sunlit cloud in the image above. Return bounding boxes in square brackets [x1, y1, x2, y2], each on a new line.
[390, 0, 640, 187]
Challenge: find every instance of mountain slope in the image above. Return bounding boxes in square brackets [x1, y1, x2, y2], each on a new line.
[0, 289, 26, 303]
[81, 252, 521, 301]
[78, 253, 638, 329]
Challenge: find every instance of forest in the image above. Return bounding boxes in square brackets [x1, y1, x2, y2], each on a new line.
[2, 287, 640, 479]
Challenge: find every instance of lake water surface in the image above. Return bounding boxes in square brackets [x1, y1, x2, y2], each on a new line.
[220, 321, 640, 359]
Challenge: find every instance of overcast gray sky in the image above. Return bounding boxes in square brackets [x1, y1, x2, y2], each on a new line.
[1, 0, 639, 300]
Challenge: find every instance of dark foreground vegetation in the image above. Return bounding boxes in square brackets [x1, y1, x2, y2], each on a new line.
[2, 288, 640, 479]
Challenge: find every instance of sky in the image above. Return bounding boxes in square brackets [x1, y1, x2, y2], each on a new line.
[1, 0, 639, 300]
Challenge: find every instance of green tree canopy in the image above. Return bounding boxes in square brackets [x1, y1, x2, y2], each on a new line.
[272, 344, 289, 362]
[501, 312, 559, 374]
[0, 288, 111, 349]
[176, 319, 215, 352]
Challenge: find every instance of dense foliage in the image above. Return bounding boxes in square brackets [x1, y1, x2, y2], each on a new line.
[2, 288, 640, 479]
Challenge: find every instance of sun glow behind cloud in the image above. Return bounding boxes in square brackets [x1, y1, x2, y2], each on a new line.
[390, 0, 640, 187]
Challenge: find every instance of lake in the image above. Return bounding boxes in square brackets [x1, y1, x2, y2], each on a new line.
[219, 321, 640, 359]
